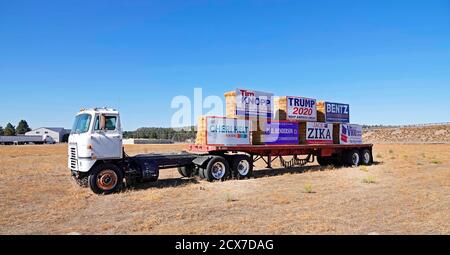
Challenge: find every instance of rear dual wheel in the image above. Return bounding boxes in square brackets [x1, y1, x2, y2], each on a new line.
[361, 149, 373, 165]
[344, 149, 373, 167]
[344, 150, 361, 167]
[231, 155, 253, 179]
[200, 156, 230, 182]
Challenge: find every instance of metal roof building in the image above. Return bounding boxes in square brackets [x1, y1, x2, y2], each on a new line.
[25, 127, 71, 143]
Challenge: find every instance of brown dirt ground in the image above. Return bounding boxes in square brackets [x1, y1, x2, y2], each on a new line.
[0, 143, 449, 234]
[363, 124, 450, 144]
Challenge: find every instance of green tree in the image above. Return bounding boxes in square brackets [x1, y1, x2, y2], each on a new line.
[4, 123, 16, 136]
[0, 126, 4, 136]
[16, 120, 31, 134]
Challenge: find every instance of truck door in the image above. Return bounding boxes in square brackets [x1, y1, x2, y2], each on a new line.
[91, 114, 123, 159]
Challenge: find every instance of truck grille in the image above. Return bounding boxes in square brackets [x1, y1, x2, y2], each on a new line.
[69, 146, 78, 171]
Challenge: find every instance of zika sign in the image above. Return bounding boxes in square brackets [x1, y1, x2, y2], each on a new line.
[206, 117, 251, 146]
[286, 96, 317, 121]
[325, 102, 350, 123]
[235, 88, 273, 118]
[262, 122, 299, 145]
[306, 122, 333, 144]
[340, 124, 362, 144]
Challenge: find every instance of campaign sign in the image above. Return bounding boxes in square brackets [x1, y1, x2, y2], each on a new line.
[306, 122, 333, 144]
[262, 122, 299, 145]
[206, 117, 251, 146]
[325, 102, 350, 123]
[235, 88, 274, 118]
[340, 124, 362, 144]
[286, 96, 317, 121]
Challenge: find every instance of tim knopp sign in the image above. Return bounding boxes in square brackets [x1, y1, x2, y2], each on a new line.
[235, 89, 273, 118]
[206, 117, 251, 146]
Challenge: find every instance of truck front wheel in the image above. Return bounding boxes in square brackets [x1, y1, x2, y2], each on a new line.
[88, 163, 123, 194]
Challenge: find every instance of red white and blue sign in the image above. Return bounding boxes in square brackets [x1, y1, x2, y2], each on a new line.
[340, 124, 362, 144]
[306, 122, 333, 144]
[325, 102, 350, 123]
[286, 96, 317, 121]
[261, 121, 299, 145]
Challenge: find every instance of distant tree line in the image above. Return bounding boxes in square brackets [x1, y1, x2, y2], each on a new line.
[123, 127, 197, 142]
[0, 120, 31, 136]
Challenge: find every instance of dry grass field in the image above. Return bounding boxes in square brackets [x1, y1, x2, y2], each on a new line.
[0, 143, 449, 234]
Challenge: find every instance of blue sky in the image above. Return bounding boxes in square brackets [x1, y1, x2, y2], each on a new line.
[1, 0, 449, 130]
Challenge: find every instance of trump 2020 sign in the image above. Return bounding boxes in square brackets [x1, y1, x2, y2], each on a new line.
[286, 96, 317, 121]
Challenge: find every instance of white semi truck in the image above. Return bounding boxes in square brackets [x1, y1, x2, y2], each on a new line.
[69, 108, 373, 194]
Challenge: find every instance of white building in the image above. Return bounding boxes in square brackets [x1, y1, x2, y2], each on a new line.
[25, 127, 71, 143]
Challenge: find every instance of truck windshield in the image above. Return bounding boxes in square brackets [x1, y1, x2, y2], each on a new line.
[71, 114, 92, 134]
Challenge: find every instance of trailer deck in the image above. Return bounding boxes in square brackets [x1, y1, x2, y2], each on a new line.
[189, 143, 373, 156]
[188, 143, 373, 169]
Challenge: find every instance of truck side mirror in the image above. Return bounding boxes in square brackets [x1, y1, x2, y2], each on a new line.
[99, 115, 106, 131]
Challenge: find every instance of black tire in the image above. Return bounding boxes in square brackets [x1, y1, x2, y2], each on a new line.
[178, 164, 195, 178]
[344, 150, 361, 167]
[361, 149, 373, 165]
[204, 156, 230, 182]
[88, 163, 124, 195]
[317, 156, 332, 166]
[231, 155, 253, 179]
[198, 166, 207, 179]
[331, 156, 344, 167]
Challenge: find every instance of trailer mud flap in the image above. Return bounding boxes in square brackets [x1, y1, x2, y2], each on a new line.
[192, 156, 214, 168]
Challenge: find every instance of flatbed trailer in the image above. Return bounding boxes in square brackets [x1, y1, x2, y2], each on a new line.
[187, 143, 373, 169]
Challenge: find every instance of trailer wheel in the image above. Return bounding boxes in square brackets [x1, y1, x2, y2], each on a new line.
[317, 156, 332, 166]
[231, 155, 253, 179]
[88, 163, 123, 195]
[361, 149, 373, 165]
[345, 150, 361, 167]
[178, 165, 195, 177]
[204, 156, 230, 182]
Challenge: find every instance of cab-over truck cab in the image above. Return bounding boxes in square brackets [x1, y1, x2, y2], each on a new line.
[68, 108, 124, 191]
[69, 108, 198, 194]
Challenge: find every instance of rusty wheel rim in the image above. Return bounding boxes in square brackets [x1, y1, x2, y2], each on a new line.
[96, 170, 118, 191]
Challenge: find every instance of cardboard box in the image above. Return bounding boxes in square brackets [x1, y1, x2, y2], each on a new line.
[274, 96, 317, 122]
[317, 101, 350, 123]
